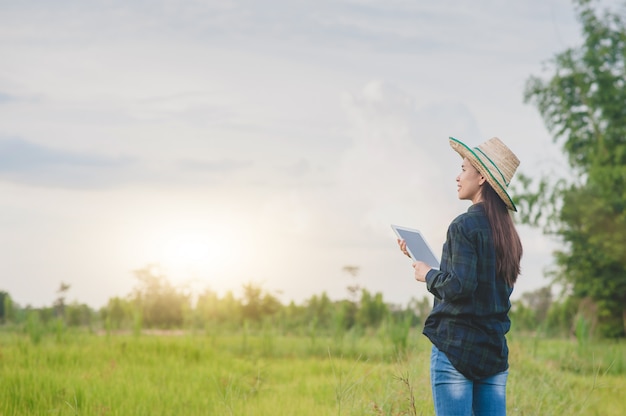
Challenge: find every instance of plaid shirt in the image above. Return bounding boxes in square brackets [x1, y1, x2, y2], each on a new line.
[422, 203, 513, 380]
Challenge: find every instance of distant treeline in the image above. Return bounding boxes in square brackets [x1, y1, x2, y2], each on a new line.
[0, 265, 594, 341]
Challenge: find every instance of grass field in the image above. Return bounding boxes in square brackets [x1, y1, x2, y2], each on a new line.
[0, 328, 624, 415]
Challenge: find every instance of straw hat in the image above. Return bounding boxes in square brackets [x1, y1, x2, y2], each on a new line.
[449, 136, 520, 211]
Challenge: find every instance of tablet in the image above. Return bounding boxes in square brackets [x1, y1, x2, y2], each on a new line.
[391, 224, 440, 268]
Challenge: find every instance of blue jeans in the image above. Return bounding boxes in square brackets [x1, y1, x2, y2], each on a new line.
[430, 346, 508, 416]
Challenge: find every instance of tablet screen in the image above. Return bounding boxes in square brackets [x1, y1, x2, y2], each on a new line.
[391, 225, 440, 268]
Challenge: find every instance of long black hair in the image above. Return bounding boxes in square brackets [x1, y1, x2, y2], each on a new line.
[481, 182, 523, 286]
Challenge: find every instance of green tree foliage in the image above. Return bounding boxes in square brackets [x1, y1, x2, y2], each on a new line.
[196, 289, 242, 328]
[510, 286, 554, 333]
[241, 282, 282, 323]
[131, 265, 190, 329]
[241, 282, 263, 322]
[407, 296, 432, 327]
[521, 286, 553, 324]
[305, 292, 334, 329]
[521, 0, 626, 337]
[37, 306, 57, 325]
[101, 296, 134, 330]
[544, 296, 580, 336]
[195, 289, 221, 323]
[4, 264, 428, 338]
[65, 302, 95, 327]
[282, 300, 307, 332]
[337, 299, 358, 331]
[53, 282, 71, 319]
[0, 291, 13, 324]
[357, 289, 387, 329]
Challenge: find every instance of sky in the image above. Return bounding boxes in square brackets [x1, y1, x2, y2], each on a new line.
[0, 0, 612, 309]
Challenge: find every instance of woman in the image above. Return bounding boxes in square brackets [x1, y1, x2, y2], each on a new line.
[398, 136, 522, 416]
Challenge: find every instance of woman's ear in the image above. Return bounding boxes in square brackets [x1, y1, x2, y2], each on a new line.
[478, 175, 486, 186]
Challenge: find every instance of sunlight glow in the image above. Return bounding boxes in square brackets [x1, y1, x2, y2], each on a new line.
[157, 229, 235, 283]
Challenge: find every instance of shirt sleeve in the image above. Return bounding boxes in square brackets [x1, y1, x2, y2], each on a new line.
[425, 221, 478, 301]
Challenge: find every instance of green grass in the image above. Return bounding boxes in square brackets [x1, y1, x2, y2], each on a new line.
[0, 329, 624, 415]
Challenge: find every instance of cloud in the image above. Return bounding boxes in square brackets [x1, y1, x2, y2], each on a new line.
[334, 80, 481, 235]
[0, 138, 260, 189]
[126, 92, 236, 125]
[176, 158, 254, 173]
[0, 92, 17, 104]
[0, 1, 577, 59]
[283, 158, 311, 177]
[0, 137, 135, 188]
[253, 81, 490, 304]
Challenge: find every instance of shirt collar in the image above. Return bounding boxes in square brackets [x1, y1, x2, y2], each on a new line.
[468, 203, 485, 213]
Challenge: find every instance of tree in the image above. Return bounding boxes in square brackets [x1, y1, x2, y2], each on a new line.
[54, 282, 71, 319]
[240, 282, 283, 324]
[66, 302, 95, 327]
[343, 265, 361, 302]
[0, 291, 13, 324]
[241, 282, 263, 322]
[306, 292, 333, 329]
[509, 286, 554, 333]
[131, 265, 190, 328]
[357, 289, 387, 328]
[103, 296, 133, 329]
[195, 289, 221, 323]
[520, 0, 626, 337]
[520, 286, 553, 324]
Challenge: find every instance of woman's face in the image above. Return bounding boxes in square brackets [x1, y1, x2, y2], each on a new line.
[456, 158, 485, 204]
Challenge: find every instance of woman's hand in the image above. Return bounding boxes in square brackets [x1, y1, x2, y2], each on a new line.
[398, 239, 431, 282]
[397, 239, 411, 258]
[412, 261, 431, 282]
